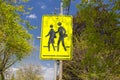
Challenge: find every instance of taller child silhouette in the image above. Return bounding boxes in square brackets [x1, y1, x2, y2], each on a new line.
[56, 22, 67, 51]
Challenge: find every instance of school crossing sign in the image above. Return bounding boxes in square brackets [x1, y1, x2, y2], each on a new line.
[40, 15, 72, 60]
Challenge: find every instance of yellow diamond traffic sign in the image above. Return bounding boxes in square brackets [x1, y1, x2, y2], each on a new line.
[40, 15, 73, 60]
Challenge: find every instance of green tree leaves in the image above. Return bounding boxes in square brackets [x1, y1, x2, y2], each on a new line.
[0, 0, 33, 79]
[63, 0, 120, 80]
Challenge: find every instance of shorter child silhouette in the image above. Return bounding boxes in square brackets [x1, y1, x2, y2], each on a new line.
[45, 25, 56, 51]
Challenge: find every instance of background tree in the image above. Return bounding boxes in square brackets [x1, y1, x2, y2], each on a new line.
[14, 64, 44, 80]
[4, 64, 44, 80]
[63, 0, 120, 80]
[0, 0, 34, 79]
[62, 0, 75, 14]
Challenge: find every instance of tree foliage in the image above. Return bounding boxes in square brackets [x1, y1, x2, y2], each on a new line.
[4, 64, 44, 80]
[0, 0, 33, 79]
[63, 0, 120, 80]
[62, 0, 75, 14]
[15, 65, 44, 80]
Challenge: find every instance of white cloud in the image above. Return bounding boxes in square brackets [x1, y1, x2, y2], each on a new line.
[38, 2, 47, 9]
[42, 66, 54, 80]
[11, 67, 19, 72]
[41, 5, 46, 9]
[26, 14, 37, 19]
[7, 67, 19, 72]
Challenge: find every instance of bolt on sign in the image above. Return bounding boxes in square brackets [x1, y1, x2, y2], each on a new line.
[40, 15, 72, 60]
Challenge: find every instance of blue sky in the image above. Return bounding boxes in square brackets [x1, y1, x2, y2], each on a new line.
[12, 0, 80, 80]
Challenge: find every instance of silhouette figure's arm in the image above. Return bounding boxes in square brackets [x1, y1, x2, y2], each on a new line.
[55, 29, 59, 33]
[55, 31, 58, 33]
[45, 32, 50, 37]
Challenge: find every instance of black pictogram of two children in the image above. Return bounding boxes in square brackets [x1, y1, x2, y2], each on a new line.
[45, 22, 67, 52]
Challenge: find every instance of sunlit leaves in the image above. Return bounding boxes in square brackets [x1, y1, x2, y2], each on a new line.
[62, 0, 71, 8]
[0, 0, 33, 78]
[63, 0, 120, 80]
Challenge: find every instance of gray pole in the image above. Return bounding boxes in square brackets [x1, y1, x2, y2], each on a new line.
[59, 61, 63, 80]
[54, 0, 64, 79]
[60, 0, 63, 15]
[88, 0, 90, 4]
[54, 61, 57, 80]
[59, 0, 63, 80]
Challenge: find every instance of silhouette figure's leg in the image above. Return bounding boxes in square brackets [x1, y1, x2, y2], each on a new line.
[48, 42, 50, 51]
[57, 39, 60, 51]
[62, 39, 67, 51]
[52, 43, 55, 51]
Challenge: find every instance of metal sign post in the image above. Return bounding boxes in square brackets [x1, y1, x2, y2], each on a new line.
[59, 0, 63, 80]
[88, 0, 90, 3]
[54, 61, 57, 80]
[55, 1, 63, 79]
[59, 60, 63, 80]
